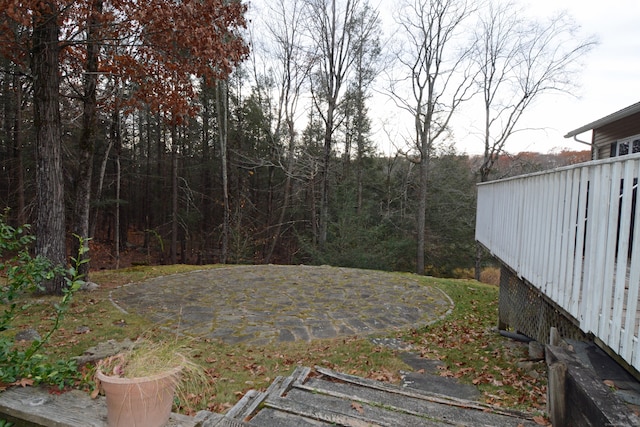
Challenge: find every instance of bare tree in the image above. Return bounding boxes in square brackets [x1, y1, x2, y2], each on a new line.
[112, 107, 122, 269]
[342, 3, 380, 214]
[170, 123, 178, 264]
[304, 0, 379, 248]
[390, 0, 476, 275]
[71, 0, 103, 278]
[256, 0, 310, 262]
[473, 1, 597, 183]
[217, 80, 230, 264]
[471, 1, 596, 279]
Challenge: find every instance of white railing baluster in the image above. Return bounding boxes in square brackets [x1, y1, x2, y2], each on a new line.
[540, 173, 554, 294]
[613, 160, 636, 353]
[599, 161, 622, 344]
[549, 172, 563, 303]
[565, 167, 581, 318]
[573, 166, 590, 323]
[476, 154, 640, 372]
[583, 164, 601, 334]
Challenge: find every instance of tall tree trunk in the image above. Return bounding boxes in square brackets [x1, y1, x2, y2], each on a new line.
[72, 0, 102, 278]
[474, 113, 492, 281]
[170, 124, 178, 264]
[144, 108, 152, 246]
[474, 244, 484, 281]
[12, 76, 25, 225]
[319, 111, 333, 249]
[265, 118, 296, 263]
[156, 113, 166, 263]
[111, 108, 122, 269]
[2, 68, 9, 211]
[90, 138, 113, 238]
[416, 158, 428, 275]
[310, 167, 318, 247]
[217, 81, 229, 264]
[115, 155, 121, 269]
[2, 71, 19, 222]
[355, 121, 364, 215]
[416, 122, 432, 276]
[201, 83, 212, 263]
[32, 2, 66, 294]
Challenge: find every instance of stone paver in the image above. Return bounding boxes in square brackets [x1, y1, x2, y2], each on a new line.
[109, 265, 452, 346]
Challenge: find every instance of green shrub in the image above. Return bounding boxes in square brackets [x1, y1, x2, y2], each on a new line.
[0, 217, 85, 389]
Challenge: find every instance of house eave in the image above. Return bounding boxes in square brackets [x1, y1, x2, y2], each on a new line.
[564, 101, 640, 138]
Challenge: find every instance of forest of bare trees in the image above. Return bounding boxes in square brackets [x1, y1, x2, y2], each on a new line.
[0, 0, 595, 293]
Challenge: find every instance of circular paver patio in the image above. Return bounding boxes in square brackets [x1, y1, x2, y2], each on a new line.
[109, 265, 453, 346]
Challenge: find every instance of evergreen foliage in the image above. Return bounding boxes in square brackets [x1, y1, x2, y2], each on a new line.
[0, 0, 592, 276]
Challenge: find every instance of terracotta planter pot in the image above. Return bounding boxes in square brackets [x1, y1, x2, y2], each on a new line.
[96, 365, 182, 427]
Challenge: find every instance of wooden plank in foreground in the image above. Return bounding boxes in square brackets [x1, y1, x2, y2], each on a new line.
[0, 386, 196, 427]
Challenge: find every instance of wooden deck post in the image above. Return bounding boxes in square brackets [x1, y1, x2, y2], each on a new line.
[547, 361, 567, 426]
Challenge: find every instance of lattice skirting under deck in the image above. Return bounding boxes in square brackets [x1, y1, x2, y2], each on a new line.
[498, 264, 587, 343]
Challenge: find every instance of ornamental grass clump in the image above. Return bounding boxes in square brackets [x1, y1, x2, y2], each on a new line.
[95, 337, 211, 415]
[98, 339, 185, 378]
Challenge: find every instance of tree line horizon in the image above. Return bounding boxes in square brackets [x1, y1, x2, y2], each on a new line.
[0, 0, 595, 294]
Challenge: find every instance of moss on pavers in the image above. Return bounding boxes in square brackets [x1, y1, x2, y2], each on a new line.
[109, 265, 452, 345]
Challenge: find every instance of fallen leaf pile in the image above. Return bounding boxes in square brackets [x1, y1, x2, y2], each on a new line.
[404, 287, 548, 414]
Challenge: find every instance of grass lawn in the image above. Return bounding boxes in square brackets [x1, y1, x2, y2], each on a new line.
[1, 265, 547, 417]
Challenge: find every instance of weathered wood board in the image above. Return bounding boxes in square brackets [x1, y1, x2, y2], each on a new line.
[226, 366, 540, 427]
[0, 386, 197, 427]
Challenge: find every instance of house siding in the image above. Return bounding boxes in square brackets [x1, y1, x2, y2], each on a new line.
[594, 111, 640, 158]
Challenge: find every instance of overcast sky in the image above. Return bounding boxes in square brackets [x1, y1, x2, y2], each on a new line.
[493, 0, 640, 154]
[377, 0, 640, 155]
[249, 0, 640, 155]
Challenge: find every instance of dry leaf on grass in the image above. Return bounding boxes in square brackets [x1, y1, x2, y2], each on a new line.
[533, 415, 550, 425]
[13, 378, 34, 387]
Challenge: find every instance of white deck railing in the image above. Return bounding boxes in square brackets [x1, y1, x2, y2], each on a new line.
[476, 153, 640, 372]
